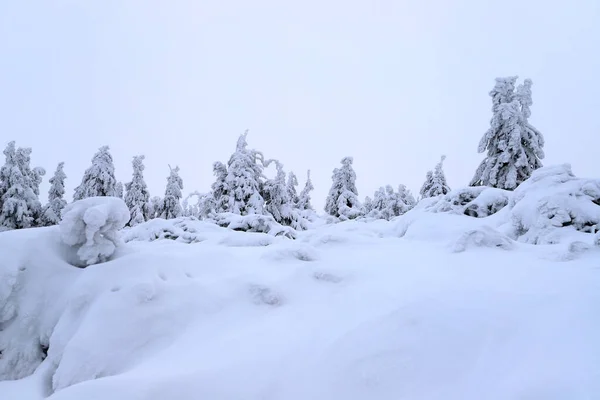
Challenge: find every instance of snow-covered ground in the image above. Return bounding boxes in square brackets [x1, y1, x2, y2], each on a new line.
[1, 165, 600, 400]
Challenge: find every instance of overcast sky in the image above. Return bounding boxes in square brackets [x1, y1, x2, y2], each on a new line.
[1, 0, 599, 210]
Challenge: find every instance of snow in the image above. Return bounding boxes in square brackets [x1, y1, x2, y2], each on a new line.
[59, 197, 130, 266]
[1, 168, 600, 399]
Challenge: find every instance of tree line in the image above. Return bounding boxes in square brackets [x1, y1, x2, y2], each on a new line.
[0, 76, 544, 231]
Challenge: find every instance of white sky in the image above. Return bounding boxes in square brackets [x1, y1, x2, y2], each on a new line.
[1, 0, 599, 210]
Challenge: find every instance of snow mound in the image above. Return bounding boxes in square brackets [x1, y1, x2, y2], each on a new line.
[452, 226, 514, 253]
[122, 217, 222, 244]
[59, 197, 129, 266]
[507, 164, 600, 244]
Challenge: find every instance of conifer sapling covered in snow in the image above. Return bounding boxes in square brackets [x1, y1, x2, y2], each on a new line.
[115, 182, 124, 199]
[471, 76, 545, 190]
[263, 159, 293, 225]
[421, 156, 451, 198]
[124, 155, 152, 226]
[0, 143, 44, 230]
[40, 162, 67, 226]
[297, 170, 314, 211]
[325, 157, 361, 220]
[225, 131, 265, 215]
[211, 161, 230, 213]
[286, 172, 299, 206]
[161, 165, 183, 219]
[73, 145, 118, 200]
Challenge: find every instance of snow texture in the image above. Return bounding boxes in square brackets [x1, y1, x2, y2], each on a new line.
[1, 164, 600, 400]
[59, 197, 130, 266]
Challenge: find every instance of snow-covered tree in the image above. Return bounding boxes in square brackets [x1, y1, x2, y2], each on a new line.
[471, 76, 545, 190]
[115, 182, 124, 199]
[286, 172, 299, 206]
[225, 131, 265, 215]
[211, 161, 229, 213]
[397, 184, 416, 208]
[149, 196, 162, 219]
[263, 159, 293, 225]
[0, 144, 44, 230]
[0, 141, 16, 213]
[73, 145, 117, 200]
[297, 170, 314, 211]
[325, 157, 361, 220]
[161, 165, 183, 219]
[419, 170, 434, 199]
[40, 162, 67, 226]
[366, 184, 416, 220]
[421, 156, 451, 198]
[124, 155, 152, 226]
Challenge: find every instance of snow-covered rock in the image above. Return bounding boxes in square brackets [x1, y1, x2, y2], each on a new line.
[59, 197, 130, 266]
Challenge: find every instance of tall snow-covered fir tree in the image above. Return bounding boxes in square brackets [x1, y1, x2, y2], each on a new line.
[421, 156, 451, 198]
[211, 161, 230, 213]
[324, 157, 361, 220]
[397, 184, 416, 208]
[124, 155, 152, 226]
[73, 145, 117, 200]
[471, 76, 545, 190]
[40, 162, 67, 226]
[297, 170, 314, 211]
[225, 131, 265, 215]
[161, 165, 183, 219]
[0, 144, 44, 230]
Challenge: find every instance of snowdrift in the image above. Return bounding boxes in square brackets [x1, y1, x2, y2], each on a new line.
[1, 165, 600, 400]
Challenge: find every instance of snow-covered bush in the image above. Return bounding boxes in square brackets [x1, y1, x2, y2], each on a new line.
[213, 213, 296, 239]
[452, 226, 514, 253]
[60, 197, 130, 266]
[507, 164, 600, 244]
[425, 186, 511, 218]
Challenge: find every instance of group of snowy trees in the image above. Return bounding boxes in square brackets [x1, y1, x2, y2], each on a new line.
[0, 75, 545, 232]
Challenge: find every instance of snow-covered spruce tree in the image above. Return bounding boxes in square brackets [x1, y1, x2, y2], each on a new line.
[419, 170, 433, 199]
[286, 171, 299, 206]
[397, 184, 416, 208]
[73, 145, 117, 200]
[0, 145, 44, 230]
[124, 155, 152, 226]
[161, 165, 183, 219]
[297, 170, 314, 211]
[362, 195, 374, 215]
[421, 156, 451, 198]
[0, 141, 17, 214]
[40, 162, 67, 226]
[367, 184, 415, 220]
[263, 159, 293, 225]
[225, 131, 265, 215]
[471, 76, 544, 190]
[211, 161, 230, 213]
[149, 196, 162, 219]
[324, 157, 361, 220]
[115, 182, 124, 199]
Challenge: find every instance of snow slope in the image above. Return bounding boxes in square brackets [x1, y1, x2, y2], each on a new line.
[1, 166, 600, 400]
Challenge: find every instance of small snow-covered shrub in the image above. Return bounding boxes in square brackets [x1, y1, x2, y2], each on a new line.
[426, 186, 511, 218]
[508, 164, 600, 244]
[452, 226, 514, 253]
[122, 217, 219, 244]
[60, 197, 129, 266]
[213, 213, 296, 239]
